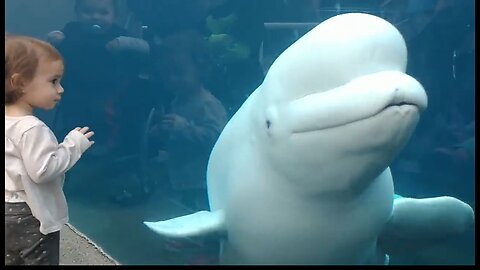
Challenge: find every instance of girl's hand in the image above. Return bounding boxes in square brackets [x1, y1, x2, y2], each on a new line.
[105, 38, 120, 53]
[161, 114, 190, 132]
[75, 126, 95, 144]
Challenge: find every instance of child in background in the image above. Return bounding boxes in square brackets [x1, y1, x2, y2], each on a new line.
[46, 0, 150, 155]
[149, 29, 226, 266]
[150, 30, 227, 211]
[5, 34, 95, 265]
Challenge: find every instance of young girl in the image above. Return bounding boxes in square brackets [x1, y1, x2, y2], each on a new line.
[5, 34, 95, 265]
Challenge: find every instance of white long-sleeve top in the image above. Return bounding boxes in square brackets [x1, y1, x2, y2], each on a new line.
[5, 115, 92, 234]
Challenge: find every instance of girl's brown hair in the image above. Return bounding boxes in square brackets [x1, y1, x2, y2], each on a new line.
[5, 33, 63, 105]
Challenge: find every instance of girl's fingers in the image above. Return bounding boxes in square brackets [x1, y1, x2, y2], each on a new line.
[79, 126, 90, 134]
[163, 114, 176, 121]
[84, 131, 95, 139]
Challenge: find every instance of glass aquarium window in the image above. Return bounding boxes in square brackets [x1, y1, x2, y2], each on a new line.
[5, 0, 474, 265]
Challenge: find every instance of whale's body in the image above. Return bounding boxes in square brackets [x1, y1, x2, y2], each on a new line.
[206, 12, 422, 264]
[144, 13, 474, 264]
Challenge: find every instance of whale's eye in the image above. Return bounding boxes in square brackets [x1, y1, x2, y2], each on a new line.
[266, 120, 271, 129]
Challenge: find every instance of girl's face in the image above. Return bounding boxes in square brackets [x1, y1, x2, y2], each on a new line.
[167, 57, 200, 94]
[155, 54, 201, 97]
[76, 0, 115, 31]
[21, 59, 65, 111]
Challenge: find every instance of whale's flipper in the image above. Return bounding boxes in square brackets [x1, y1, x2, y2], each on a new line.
[379, 196, 474, 256]
[144, 210, 226, 238]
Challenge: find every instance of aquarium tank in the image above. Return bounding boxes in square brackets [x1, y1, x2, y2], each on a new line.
[5, 0, 475, 265]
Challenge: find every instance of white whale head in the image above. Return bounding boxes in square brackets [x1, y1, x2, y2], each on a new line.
[249, 13, 428, 194]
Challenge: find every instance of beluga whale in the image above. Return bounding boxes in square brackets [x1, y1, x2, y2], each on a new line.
[144, 13, 474, 264]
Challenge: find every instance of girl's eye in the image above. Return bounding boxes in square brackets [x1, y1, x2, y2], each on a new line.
[51, 79, 59, 85]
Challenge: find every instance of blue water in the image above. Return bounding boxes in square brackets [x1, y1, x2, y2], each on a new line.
[6, 0, 475, 265]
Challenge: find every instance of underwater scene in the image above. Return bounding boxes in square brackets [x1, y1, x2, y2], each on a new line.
[6, 0, 474, 265]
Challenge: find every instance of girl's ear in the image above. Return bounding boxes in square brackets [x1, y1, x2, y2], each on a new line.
[9, 73, 26, 92]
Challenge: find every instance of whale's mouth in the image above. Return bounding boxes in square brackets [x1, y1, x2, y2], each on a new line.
[282, 71, 428, 136]
[290, 99, 423, 135]
[386, 101, 415, 107]
[379, 102, 419, 112]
